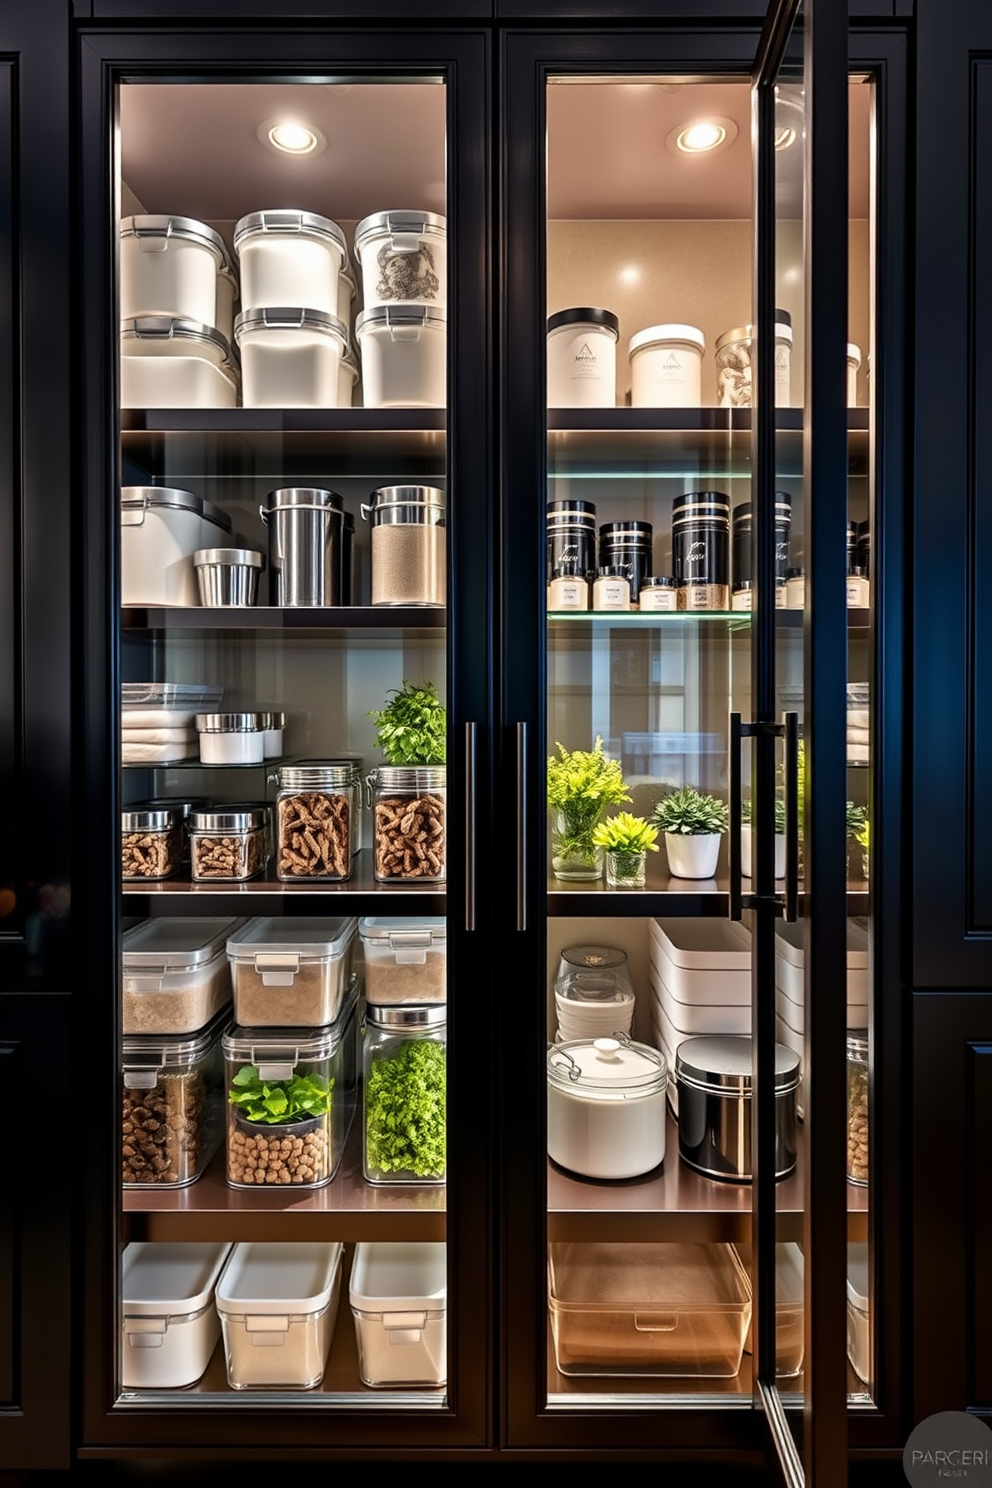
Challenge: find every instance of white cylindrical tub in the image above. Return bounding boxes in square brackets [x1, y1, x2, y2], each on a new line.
[629, 323, 705, 408]
[120, 215, 226, 326]
[235, 307, 347, 408]
[215, 253, 239, 349]
[847, 342, 862, 406]
[121, 1241, 231, 1390]
[547, 307, 619, 408]
[547, 1037, 668, 1180]
[121, 485, 232, 607]
[355, 305, 446, 409]
[338, 259, 357, 334]
[353, 211, 447, 314]
[233, 210, 347, 319]
[120, 316, 239, 409]
[337, 342, 360, 408]
[195, 713, 265, 765]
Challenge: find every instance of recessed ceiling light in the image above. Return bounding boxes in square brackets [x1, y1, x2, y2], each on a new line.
[256, 118, 327, 156]
[665, 116, 739, 156]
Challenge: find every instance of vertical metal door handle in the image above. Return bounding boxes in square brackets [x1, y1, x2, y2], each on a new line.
[465, 722, 477, 932]
[784, 711, 799, 922]
[729, 712, 743, 921]
[517, 722, 527, 932]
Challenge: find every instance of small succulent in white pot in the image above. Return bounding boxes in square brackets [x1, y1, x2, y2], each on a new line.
[651, 786, 729, 880]
[740, 796, 787, 879]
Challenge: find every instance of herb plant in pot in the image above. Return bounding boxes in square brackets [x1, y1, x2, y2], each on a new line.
[592, 811, 660, 888]
[651, 786, 729, 880]
[741, 795, 787, 879]
[226, 1063, 334, 1189]
[368, 679, 446, 883]
[547, 737, 631, 882]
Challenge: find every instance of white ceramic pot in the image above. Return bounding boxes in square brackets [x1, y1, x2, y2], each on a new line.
[547, 1037, 668, 1180]
[234, 211, 347, 319]
[740, 823, 787, 879]
[664, 831, 721, 879]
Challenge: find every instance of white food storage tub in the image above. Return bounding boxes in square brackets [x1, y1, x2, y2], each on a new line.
[338, 259, 357, 330]
[120, 215, 227, 326]
[353, 210, 447, 313]
[215, 1242, 343, 1389]
[121, 1241, 231, 1389]
[226, 915, 358, 1028]
[547, 1037, 668, 1180]
[648, 918, 752, 1005]
[650, 975, 751, 1039]
[215, 252, 239, 348]
[547, 307, 619, 408]
[847, 342, 862, 405]
[355, 305, 446, 409]
[122, 916, 243, 1036]
[337, 343, 359, 407]
[121, 485, 232, 608]
[628, 323, 705, 408]
[234, 211, 347, 318]
[847, 1242, 870, 1383]
[235, 306, 347, 408]
[194, 712, 265, 765]
[349, 1242, 447, 1388]
[775, 918, 869, 1030]
[121, 317, 239, 409]
[359, 916, 446, 1006]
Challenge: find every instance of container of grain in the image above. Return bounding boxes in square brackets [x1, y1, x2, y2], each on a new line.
[215, 1241, 343, 1389]
[121, 1009, 227, 1188]
[226, 916, 358, 1028]
[122, 916, 244, 1035]
[362, 485, 445, 607]
[349, 1241, 447, 1388]
[358, 916, 447, 1006]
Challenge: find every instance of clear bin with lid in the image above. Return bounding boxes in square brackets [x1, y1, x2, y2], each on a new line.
[234, 210, 347, 319]
[121, 1241, 231, 1390]
[548, 1242, 752, 1377]
[349, 1241, 447, 1388]
[275, 762, 356, 880]
[122, 916, 244, 1035]
[223, 980, 358, 1189]
[369, 766, 446, 883]
[215, 1241, 343, 1390]
[847, 1030, 869, 1185]
[226, 916, 357, 1028]
[363, 1005, 446, 1185]
[359, 917, 447, 1006]
[547, 1036, 667, 1180]
[122, 807, 182, 881]
[735, 1241, 805, 1379]
[122, 1009, 227, 1187]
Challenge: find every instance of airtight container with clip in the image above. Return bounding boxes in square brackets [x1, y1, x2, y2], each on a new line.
[628, 323, 705, 408]
[355, 305, 447, 409]
[189, 806, 268, 883]
[353, 210, 447, 313]
[215, 1242, 343, 1389]
[359, 917, 447, 1006]
[121, 1241, 231, 1389]
[235, 307, 348, 408]
[122, 916, 243, 1036]
[547, 307, 618, 408]
[233, 211, 348, 318]
[547, 1037, 667, 1180]
[349, 1242, 447, 1388]
[275, 763, 357, 881]
[120, 215, 228, 326]
[226, 916, 358, 1028]
[120, 316, 239, 409]
[363, 1005, 446, 1185]
[121, 1009, 227, 1188]
[675, 1035, 800, 1181]
[121, 486, 233, 608]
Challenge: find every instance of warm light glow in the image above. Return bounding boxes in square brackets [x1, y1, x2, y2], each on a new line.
[774, 126, 798, 150]
[676, 121, 726, 153]
[268, 121, 319, 154]
[618, 264, 642, 286]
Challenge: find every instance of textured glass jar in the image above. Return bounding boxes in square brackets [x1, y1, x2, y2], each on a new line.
[605, 848, 647, 888]
[362, 485, 445, 607]
[363, 1005, 446, 1185]
[189, 806, 268, 882]
[369, 766, 446, 882]
[275, 762, 356, 881]
[550, 806, 605, 882]
[846, 1031, 869, 1186]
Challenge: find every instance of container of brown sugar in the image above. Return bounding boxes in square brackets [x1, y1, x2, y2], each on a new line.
[226, 916, 358, 1028]
[362, 484, 446, 607]
[122, 916, 244, 1035]
[359, 916, 447, 1006]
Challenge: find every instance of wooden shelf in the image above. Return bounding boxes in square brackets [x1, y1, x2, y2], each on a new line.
[548, 868, 871, 918]
[548, 609, 871, 630]
[122, 605, 445, 632]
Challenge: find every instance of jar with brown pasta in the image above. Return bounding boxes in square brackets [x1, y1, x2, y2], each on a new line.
[846, 1030, 869, 1186]
[122, 807, 182, 881]
[369, 766, 446, 883]
[275, 763, 356, 881]
[189, 806, 268, 882]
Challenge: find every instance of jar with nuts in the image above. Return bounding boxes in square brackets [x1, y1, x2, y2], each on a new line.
[189, 805, 268, 882]
[369, 766, 446, 883]
[847, 1029, 869, 1186]
[122, 807, 182, 881]
[275, 762, 357, 881]
[121, 1011, 226, 1187]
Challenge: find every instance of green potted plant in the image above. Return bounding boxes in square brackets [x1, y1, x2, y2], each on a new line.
[368, 680, 447, 883]
[853, 815, 870, 883]
[227, 1064, 334, 1188]
[651, 786, 729, 879]
[740, 794, 787, 879]
[547, 737, 631, 881]
[592, 810, 660, 888]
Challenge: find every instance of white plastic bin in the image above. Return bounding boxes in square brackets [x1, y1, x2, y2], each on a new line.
[121, 485, 232, 608]
[847, 1242, 870, 1383]
[650, 975, 751, 1039]
[628, 323, 705, 408]
[121, 1241, 231, 1389]
[120, 215, 227, 326]
[353, 210, 447, 313]
[215, 1242, 343, 1389]
[337, 343, 360, 407]
[122, 916, 243, 1036]
[648, 919, 752, 1005]
[355, 305, 446, 409]
[847, 343, 862, 406]
[121, 317, 239, 409]
[547, 308, 619, 408]
[349, 1242, 447, 1387]
[235, 306, 347, 408]
[234, 211, 347, 319]
[775, 919, 869, 1031]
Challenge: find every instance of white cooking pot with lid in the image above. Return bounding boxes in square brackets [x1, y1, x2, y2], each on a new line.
[547, 1035, 668, 1180]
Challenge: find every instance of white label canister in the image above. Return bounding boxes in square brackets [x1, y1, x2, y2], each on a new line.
[353, 210, 447, 314]
[547, 307, 619, 409]
[628, 323, 705, 409]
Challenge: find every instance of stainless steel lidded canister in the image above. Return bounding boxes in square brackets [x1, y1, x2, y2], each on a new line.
[260, 487, 343, 607]
[675, 1035, 800, 1182]
[361, 485, 446, 607]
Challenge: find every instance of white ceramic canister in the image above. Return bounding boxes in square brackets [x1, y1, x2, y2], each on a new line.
[195, 712, 265, 765]
[260, 711, 285, 758]
[120, 215, 227, 326]
[120, 316, 239, 410]
[547, 307, 619, 409]
[233, 211, 347, 319]
[235, 307, 348, 409]
[628, 323, 705, 409]
[847, 342, 862, 406]
[121, 486, 232, 607]
[355, 305, 446, 409]
[547, 1036, 668, 1180]
[353, 210, 447, 314]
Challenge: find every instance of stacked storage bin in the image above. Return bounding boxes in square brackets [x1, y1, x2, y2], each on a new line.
[353, 211, 447, 408]
[774, 918, 869, 1077]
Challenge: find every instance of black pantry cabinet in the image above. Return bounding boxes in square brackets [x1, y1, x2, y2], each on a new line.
[0, 0, 984, 1477]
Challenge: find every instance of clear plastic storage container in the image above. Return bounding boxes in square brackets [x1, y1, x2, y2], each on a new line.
[226, 916, 358, 1028]
[349, 1241, 447, 1388]
[121, 1241, 231, 1390]
[548, 1242, 752, 1378]
[735, 1241, 805, 1379]
[223, 981, 359, 1189]
[369, 766, 446, 882]
[189, 807, 268, 882]
[363, 1005, 446, 1185]
[122, 807, 182, 881]
[275, 763, 356, 880]
[847, 1030, 869, 1186]
[358, 917, 447, 1006]
[122, 1010, 227, 1187]
[122, 916, 243, 1035]
[215, 1241, 343, 1390]
[847, 1242, 870, 1384]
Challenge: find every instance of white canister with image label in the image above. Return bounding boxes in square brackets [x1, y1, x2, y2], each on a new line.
[547, 308, 619, 408]
[629, 323, 705, 408]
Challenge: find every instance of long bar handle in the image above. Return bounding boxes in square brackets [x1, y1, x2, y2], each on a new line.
[465, 722, 477, 932]
[517, 722, 527, 932]
[784, 711, 800, 922]
[729, 712, 743, 921]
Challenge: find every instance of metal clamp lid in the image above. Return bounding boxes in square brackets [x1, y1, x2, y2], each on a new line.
[233, 210, 347, 257]
[120, 214, 227, 264]
[189, 805, 268, 832]
[370, 766, 446, 791]
[122, 808, 178, 832]
[120, 316, 236, 369]
[353, 209, 447, 254]
[121, 485, 204, 519]
[234, 307, 348, 341]
[277, 762, 355, 790]
[366, 1003, 446, 1029]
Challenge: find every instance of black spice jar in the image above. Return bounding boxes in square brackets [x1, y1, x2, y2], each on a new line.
[597, 521, 653, 605]
[731, 494, 792, 590]
[547, 500, 597, 584]
[672, 490, 730, 610]
[857, 520, 870, 576]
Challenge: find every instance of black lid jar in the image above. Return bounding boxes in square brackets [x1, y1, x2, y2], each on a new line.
[546, 500, 597, 585]
[731, 494, 792, 588]
[672, 491, 730, 589]
[597, 520, 653, 603]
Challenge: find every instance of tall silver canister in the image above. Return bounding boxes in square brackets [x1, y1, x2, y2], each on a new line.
[361, 485, 446, 607]
[260, 487, 343, 606]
